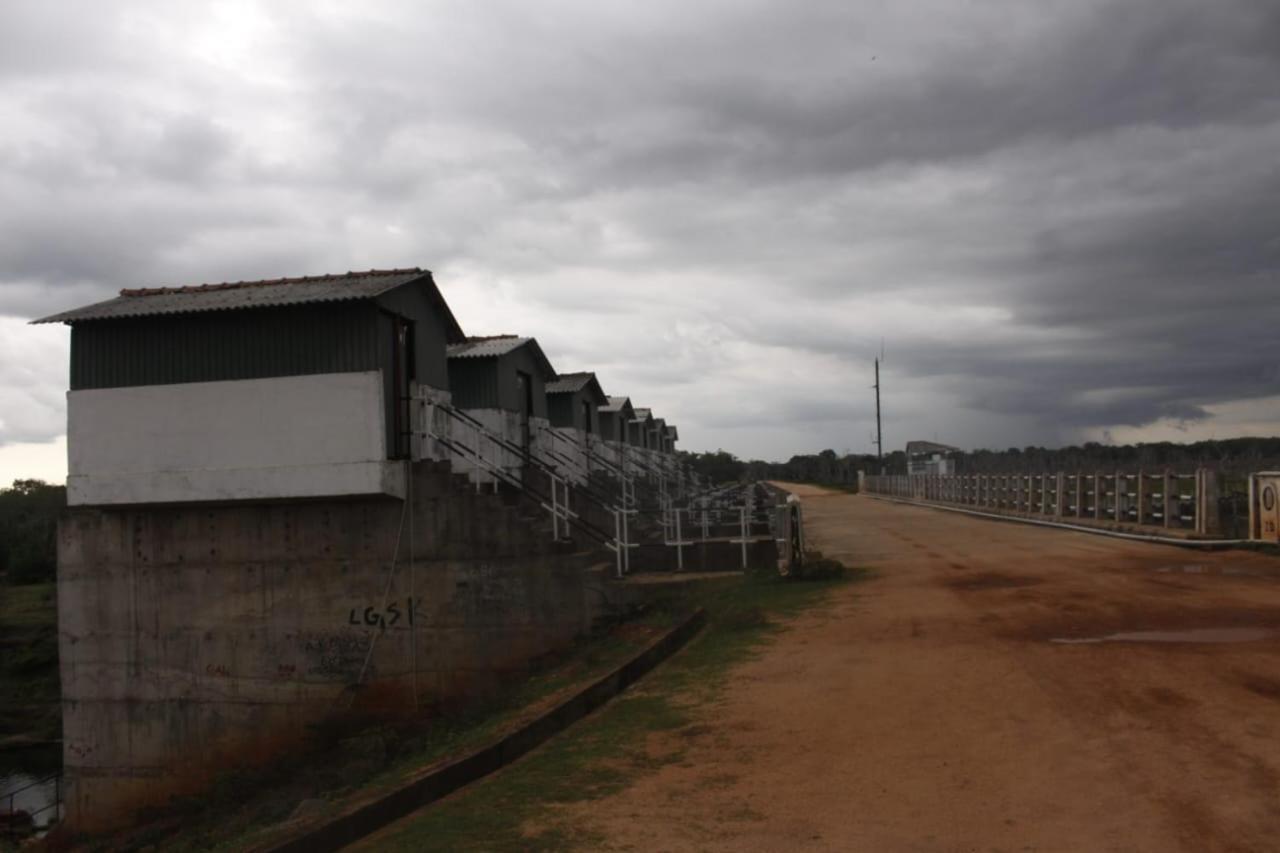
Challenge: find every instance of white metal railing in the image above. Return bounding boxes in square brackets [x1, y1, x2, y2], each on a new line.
[411, 390, 768, 574]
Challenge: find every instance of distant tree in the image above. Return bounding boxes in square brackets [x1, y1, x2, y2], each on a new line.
[679, 449, 748, 484]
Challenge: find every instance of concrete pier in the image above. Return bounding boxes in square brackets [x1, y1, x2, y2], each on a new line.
[57, 462, 615, 831]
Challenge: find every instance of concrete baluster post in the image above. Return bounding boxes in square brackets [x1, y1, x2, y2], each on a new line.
[1136, 469, 1146, 526]
[1194, 468, 1204, 534]
[1200, 469, 1221, 536]
[1114, 470, 1123, 523]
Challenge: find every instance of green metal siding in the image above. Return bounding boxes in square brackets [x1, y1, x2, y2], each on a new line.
[69, 303, 382, 390]
[547, 394, 575, 428]
[447, 359, 501, 409]
[497, 348, 550, 418]
[373, 286, 452, 390]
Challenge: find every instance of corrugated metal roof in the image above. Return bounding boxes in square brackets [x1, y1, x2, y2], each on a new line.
[447, 335, 556, 378]
[32, 268, 464, 341]
[446, 335, 528, 358]
[600, 395, 632, 412]
[906, 440, 961, 455]
[545, 372, 595, 394]
[632, 407, 652, 420]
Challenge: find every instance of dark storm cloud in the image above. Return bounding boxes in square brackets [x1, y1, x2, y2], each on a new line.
[2, 0, 1279, 461]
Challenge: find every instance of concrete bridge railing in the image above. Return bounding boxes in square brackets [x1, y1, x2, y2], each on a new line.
[863, 469, 1223, 537]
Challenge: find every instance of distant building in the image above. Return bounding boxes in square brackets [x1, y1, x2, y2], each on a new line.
[630, 407, 655, 449]
[649, 416, 668, 453]
[544, 371, 609, 484]
[34, 268, 464, 506]
[447, 335, 557, 482]
[545, 372, 607, 436]
[598, 396, 635, 445]
[906, 440, 960, 476]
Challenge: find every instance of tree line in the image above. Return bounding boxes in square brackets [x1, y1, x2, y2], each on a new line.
[680, 437, 1280, 488]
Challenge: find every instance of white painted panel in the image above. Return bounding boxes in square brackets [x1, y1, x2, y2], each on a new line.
[67, 371, 404, 505]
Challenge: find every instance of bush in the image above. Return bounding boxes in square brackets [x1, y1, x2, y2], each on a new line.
[792, 550, 847, 582]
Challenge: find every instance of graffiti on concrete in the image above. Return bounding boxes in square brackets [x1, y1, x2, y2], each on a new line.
[347, 597, 417, 631]
[302, 633, 373, 679]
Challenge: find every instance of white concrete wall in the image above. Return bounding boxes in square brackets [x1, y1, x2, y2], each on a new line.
[592, 437, 620, 471]
[447, 409, 551, 487]
[410, 384, 454, 462]
[67, 371, 405, 505]
[550, 427, 589, 486]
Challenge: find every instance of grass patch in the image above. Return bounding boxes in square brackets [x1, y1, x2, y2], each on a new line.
[102, 604, 699, 852]
[362, 562, 867, 852]
[0, 582, 60, 745]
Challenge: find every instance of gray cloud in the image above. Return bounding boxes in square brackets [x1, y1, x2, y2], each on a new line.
[2, 0, 1279, 465]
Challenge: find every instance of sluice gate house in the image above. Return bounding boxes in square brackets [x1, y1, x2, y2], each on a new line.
[599, 395, 635, 445]
[35, 268, 691, 832]
[544, 371, 609, 485]
[445, 335, 558, 485]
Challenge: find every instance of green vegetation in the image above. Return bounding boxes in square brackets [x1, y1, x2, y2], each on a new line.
[105, 602, 703, 852]
[365, 561, 864, 852]
[0, 479, 65, 757]
[0, 479, 64, 586]
[677, 449, 750, 485]
[741, 437, 1280, 489]
[0, 581, 60, 747]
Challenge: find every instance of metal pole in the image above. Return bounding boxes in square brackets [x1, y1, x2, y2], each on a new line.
[550, 477, 558, 539]
[874, 358, 883, 471]
[614, 509, 623, 578]
[622, 505, 631, 574]
[740, 506, 748, 569]
[675, 509, 684, 572]
[408, 460, 418, 712]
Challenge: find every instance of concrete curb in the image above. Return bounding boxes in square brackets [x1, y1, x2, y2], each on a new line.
[866, 495, 1250, 550]
[260, 607, 708, 853]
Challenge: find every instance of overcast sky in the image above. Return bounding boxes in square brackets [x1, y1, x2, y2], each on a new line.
[2, 0, 1279, 483]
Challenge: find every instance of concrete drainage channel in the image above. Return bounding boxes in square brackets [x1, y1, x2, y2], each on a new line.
[259, 607, 708, 853]
[866, 495, 1250, 550]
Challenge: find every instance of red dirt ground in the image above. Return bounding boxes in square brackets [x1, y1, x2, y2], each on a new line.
[567, 483, 1280, 852]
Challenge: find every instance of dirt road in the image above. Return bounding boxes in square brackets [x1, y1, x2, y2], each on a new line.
[572, 485, 1280, 852]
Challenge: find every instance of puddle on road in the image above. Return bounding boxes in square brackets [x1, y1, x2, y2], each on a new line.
[1051, 627, 1275, 645]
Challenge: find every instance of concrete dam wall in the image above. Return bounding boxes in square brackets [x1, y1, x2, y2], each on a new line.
[56, 462, 614, 830]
